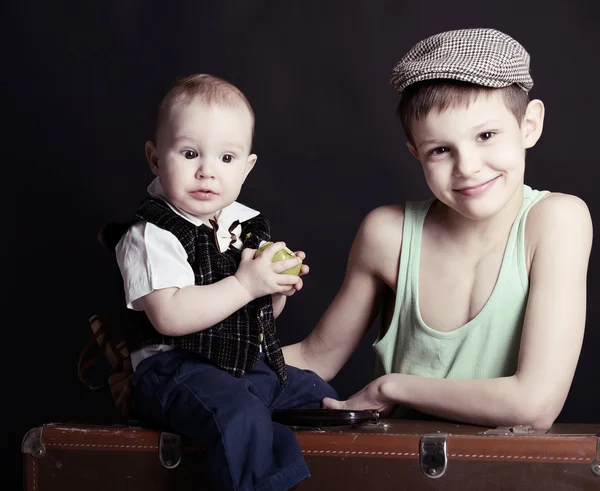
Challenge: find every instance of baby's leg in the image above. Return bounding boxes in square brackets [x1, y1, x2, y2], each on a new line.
[131, 349, 309, 491]
[272, 364, 338, 410]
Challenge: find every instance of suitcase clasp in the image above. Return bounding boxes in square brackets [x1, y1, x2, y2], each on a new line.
[159, 432, 182, 469]
[420, 433, 448, 479]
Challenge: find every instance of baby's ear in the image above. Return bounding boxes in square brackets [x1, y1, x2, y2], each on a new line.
[244, 153, 257, 178]
[145, 141, 160, 175]
[523, 99, 545, 149]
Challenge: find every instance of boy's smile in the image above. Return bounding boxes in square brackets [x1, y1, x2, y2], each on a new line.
[454, 174, 501, 197]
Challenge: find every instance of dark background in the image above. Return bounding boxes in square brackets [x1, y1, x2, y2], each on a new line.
[4, 1, 599, 488]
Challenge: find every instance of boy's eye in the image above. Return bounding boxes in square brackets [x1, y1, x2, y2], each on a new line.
[220, 154, 234, 163]
[430, 146, 450, 156]
[181, 150, 198, 159]
[477, 131, 495, 141]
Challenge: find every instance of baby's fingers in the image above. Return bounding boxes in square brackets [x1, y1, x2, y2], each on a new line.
[279, 286, 297, 297]
[257, 241, 287, 260]
[292, 277, 303, 292]
[240, 247, 256, 262]
[272, 257, 302, 274]
[274, 273, 302, 288]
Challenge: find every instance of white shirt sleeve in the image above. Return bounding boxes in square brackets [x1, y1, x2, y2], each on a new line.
[115, 221, 195, 310]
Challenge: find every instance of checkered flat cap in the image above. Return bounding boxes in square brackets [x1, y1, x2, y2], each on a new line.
[390, 28, 533, 96]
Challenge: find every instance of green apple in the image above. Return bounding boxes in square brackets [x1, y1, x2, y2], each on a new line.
[256, 241, 302, 275]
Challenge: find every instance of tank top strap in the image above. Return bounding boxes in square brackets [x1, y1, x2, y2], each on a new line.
[397, 199, 435, 307]
[506, 184, 550, 290]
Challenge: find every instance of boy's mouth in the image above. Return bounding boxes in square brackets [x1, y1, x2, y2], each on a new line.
[454, 175, 500, 196]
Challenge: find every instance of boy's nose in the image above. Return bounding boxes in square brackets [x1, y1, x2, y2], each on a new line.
[454, 152, 482, 178]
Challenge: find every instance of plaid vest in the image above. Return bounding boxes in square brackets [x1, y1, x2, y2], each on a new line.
[123, 197, 287, 385]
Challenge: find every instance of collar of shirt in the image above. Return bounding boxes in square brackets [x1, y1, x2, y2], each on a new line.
[147, 177, 260, 252]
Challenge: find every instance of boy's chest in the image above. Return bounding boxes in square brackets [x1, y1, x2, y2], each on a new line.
[418, 243, 505, 333]
[380, 210, 537, 334]
[390, 230, 533, 334]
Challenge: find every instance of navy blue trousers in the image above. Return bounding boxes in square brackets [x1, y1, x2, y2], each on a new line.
[130, 349, 337, 491]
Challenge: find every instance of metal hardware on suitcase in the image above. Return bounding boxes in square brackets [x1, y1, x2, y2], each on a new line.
[294, 419, 600, 490]
[23, 419, 600, 490]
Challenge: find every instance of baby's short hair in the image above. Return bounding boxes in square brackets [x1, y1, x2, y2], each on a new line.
[397, 80, 530, 145]
[154, 74, 255, 142]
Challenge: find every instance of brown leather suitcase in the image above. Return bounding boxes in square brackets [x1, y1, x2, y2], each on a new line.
[22, 419, 600, 490]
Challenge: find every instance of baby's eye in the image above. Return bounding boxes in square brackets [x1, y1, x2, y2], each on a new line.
[477, 132, 495, 142]
[430, 146, 450, 156]
[220, 154, 234, 163]
[181, 150, 198, 159]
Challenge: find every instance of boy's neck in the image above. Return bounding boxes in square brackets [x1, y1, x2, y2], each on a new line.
[430, 184, 524, 248]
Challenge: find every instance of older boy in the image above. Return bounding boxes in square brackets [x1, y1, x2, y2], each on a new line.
[283, 28, 592, 429]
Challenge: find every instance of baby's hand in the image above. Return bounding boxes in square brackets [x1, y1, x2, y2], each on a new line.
[235, 242, 302, 300]
[294, 251, 310, 277]
[278, 250, 309, 297]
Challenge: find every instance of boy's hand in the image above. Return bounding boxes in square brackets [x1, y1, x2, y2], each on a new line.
[322, 376, 394, 417]
[235, 242, 302, 300]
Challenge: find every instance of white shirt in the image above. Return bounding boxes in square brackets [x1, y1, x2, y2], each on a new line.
[115, 178, 260, 369]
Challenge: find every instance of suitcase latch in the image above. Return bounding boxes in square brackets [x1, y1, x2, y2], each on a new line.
[159, 432, 182, 469]
[420, 433, 448, 479]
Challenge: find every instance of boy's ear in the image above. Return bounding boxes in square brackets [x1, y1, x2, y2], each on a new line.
[244, 153, 257, 179]
[523, 99, 545, 149]
[145, 141, 160, 176]
[406, 141, 420, 161]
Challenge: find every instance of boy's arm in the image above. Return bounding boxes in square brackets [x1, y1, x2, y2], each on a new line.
[325, 194, 592, 429]
[140, 243, 302, 336]
[283, 206, 400, 381]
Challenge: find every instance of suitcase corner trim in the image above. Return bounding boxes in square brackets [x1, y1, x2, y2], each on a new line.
[22, 426, 45, 459]
[592, 436, 600, 476]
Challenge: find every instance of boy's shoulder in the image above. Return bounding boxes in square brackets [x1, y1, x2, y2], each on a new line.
[529, 190, 588, 212]
[528, 191, 591, 231]
[352, 204, 406, 278]
[359, 195, 433, 236]
[361, 203, 406, 236]
[526, 191, 592, 249]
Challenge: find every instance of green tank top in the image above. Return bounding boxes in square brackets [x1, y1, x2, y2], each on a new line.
[373, 185, 549, 387]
